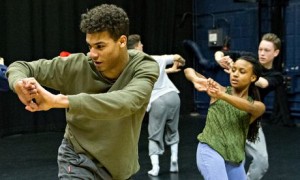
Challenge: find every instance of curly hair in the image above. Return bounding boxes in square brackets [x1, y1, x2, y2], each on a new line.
[80, 4, 129, 41]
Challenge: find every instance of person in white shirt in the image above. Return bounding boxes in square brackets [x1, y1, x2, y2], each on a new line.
[127, 34, 185, 176]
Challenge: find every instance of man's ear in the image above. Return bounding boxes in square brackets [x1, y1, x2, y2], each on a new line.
[119, 35, 127, 47]
[274, 49, 280, 58]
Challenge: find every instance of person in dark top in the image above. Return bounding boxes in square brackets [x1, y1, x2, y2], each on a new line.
[127, 34, 185, 176]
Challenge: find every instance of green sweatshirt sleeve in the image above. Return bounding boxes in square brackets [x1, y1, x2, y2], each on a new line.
[67, 54, 159, 120]
[6, 53, 89, 92]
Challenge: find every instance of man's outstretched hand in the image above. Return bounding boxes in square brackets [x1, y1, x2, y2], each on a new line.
[14, 78, 56, 112]
[14, 78, 38, 108]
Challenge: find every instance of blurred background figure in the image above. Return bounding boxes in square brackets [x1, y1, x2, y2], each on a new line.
[0, 57, 9, 92]
[128, 34, 185, 176]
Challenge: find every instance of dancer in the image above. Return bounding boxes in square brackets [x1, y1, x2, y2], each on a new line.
[217, 33, 289, 179]
[6, 4, 159, 180]
[127, 34, 185, 176]
[185, 55, 265, 180]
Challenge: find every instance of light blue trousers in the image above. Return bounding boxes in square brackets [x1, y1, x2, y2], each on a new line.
[196, 142, 247, 180]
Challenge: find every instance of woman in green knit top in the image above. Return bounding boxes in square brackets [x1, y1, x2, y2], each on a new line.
[184, 56, 265, 180]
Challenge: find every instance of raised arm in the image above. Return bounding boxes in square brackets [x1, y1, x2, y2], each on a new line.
[254, 77, 269, 88]
[165, 54, 185, 74]
[13, 78, 38, 107]
[165, 61, 183, 73]
[215, 51, 233, 74]
[173, 54, 186, 65]
[15, 77, 69, 112]
[207, 78, 265, 123]
[184, 68, 208, 92]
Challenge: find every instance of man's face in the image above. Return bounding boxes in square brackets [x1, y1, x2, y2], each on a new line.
[135, 41, 143, 51]
[86, 31, 127, 79]
[258, 40, 279, 68]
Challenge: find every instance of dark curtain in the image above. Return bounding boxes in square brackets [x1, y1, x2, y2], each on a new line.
[0, 0, 193, 137]
[269, 0, 292, 125]
[0, 0, 105, 63]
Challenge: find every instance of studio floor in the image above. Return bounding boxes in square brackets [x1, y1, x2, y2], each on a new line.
[0, 114, 299, 180]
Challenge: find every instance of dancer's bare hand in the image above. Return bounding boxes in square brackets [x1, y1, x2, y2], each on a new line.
[193, 77, 208, 92]
[207, 78, 223, 98]
[14, 78, 38, 107]
[24, 79, 56, 112]
[218, 56, 233, 74]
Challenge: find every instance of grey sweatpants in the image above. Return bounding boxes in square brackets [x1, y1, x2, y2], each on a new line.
[245, 127, 269, 180]
[148, 91, 180, 155]
[57, 138, 112, 180]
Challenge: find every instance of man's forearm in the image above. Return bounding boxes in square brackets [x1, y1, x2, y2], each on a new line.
[53, 94, 69, 108]
[255, 77, 269, 88]
[184, 68, 197, 82]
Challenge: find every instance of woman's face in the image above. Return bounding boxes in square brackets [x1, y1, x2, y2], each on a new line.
[230, 59, 257, 90]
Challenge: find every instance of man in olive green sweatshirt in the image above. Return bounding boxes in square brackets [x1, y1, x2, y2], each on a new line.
[6, 4, 159, 180]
